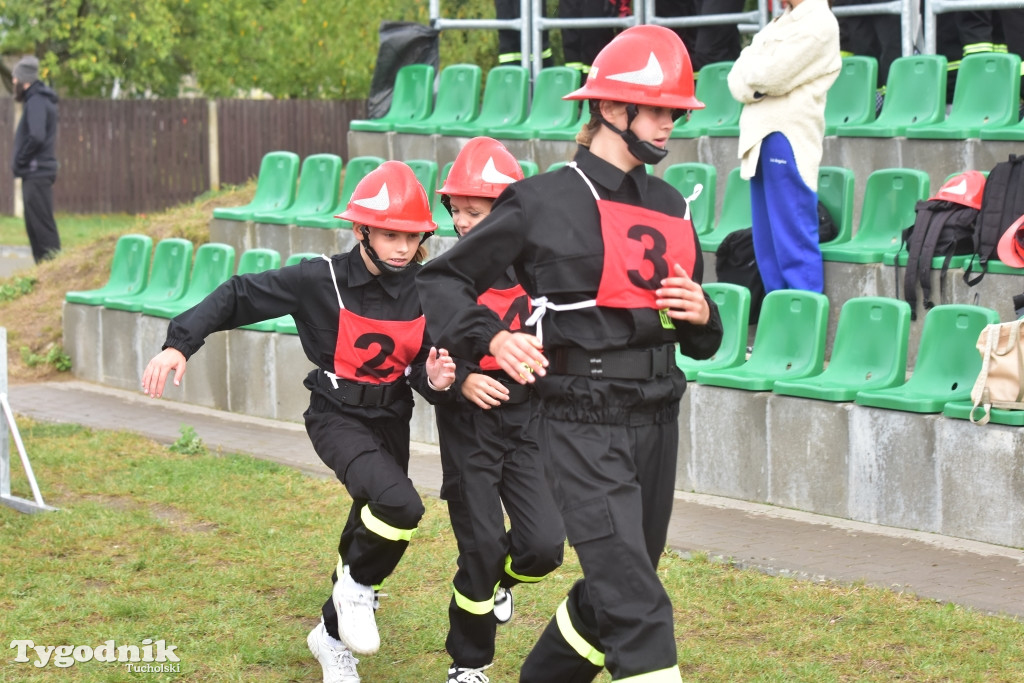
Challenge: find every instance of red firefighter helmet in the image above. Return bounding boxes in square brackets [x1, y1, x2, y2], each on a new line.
[563, 24, 704, 110]
[337, 160, 437, 233]
[929, 170, 986, 211]
[438, 137, 524, 199]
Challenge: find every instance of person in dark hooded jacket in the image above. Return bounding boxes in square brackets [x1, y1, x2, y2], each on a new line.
[11, 55, 61, 263]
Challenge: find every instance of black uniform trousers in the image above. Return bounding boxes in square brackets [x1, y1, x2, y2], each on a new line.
[520, 384, 681, 682]
[437, 392, 565, 668]
[305, 394, 425, 641]
[559, 0, 617, 71]
[833, 0, 901, 85]
[22, 176, 60, 263]
[657, 0, 744, 73]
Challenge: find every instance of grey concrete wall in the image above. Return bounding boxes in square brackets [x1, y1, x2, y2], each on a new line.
[66, 300, 1024, 548]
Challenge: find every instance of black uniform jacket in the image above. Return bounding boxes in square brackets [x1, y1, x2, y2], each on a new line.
[12, 81, 59, 180]
[418, 146, 723, 364]
[164, 244, 450, 419]
[417, 147, 723, 424]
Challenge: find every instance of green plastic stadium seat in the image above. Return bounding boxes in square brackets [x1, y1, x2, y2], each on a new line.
[393, 64, 482, 135]
[439, 66, 529, 137]
[699, 168, 752, 252]
[824, 56, 878, 135]
[236, 248, 280, 276]
[489, 67, 582, 140]
[252, 154, 342, 226]
[696, 289, 829, 391]
[212, 151, 300, 221]
[65, 234, 153, 305]
[676, 282, 750, 380]
[433, 160, 456, 236]
[103, 238, 193, 312]
[943, 399, 1024, 426]
[854, 304, 1000, 413]
[141, 243, 236, 319]
[906, 53, 1022, 140]
[240, 251, 316, 332]
[518, 160, 539, 178]
[820, 168, 929, 263]
[773, 297, 911, 401]
[836, 55, 946, 137]
[296, 156, 385, 229]
[349, 64, 435, 133]
[662, 162, 717, 235]
[404, 159, 454, 237]
[672, 61, 741, 139]
[817, 166, 856, 246]
[537, 100, 588, 141]
[275, 253, 320, 335]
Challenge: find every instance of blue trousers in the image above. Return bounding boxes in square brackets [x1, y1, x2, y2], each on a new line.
[749, 132, 823, 293]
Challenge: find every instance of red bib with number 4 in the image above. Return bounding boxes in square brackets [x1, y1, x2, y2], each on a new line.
[333, 307, 425, 383]
[595, 199, 696, 309]
[477, 284, 531, 371]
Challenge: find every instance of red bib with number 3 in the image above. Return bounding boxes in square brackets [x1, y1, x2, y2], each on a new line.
[477, 284, 531, 371]
[333, 307, 425, 383]
[594, 199, 696, 309]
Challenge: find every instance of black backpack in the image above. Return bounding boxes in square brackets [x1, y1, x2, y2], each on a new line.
[964, 155, 1024, 286]
[715, 201, 837, 324]
[898, 198, 979, 320]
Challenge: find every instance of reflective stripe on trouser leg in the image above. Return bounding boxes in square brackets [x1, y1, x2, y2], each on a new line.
[615, 667, 683, 682]
[453, 582, 500, 615]
[555, 599, 605, 667]
[360, 504, 416, 541]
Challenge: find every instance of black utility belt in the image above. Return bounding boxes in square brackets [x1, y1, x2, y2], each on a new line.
[479, 371, 533, 405]
[320, 372, 406, 407]
[549, 344, 676, 380]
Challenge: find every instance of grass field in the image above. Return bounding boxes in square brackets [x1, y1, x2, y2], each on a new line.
[0, 213, 143, 251]
[3, 419, 1024, 682]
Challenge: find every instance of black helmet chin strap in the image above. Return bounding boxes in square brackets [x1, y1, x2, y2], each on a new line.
[358, 226, 432, 276]
[597, 103, 668, 166]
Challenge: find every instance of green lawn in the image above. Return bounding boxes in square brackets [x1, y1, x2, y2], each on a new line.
[0, 214, 143, 251]
[2, 421, 1023, 682]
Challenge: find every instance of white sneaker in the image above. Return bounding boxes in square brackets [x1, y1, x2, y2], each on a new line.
[493, 587, 514, 625]
[333, 565, 380, 655]
[307, 619, 361, 683]
[447, 662, 492, 683]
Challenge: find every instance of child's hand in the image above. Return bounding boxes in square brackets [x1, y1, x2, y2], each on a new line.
[142, 348, 187, 398]
[655, 264, 711, 325]
[426, 346, 457, 391]
[488, 331, 547, 385]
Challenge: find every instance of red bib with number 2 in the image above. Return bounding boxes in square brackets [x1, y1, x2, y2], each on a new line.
[333, 307, 425, 383]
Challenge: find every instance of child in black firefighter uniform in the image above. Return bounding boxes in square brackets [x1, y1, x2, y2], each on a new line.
[434, 137, 566, 683]
[142, 160, 457, 683]
[418, 25, 723, 683]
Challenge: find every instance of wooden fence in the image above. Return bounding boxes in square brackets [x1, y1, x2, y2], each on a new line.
[2, 97, 367, 216]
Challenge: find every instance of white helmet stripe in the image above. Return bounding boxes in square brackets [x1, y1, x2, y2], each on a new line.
[606, 52, 664, 87]
[481, 157, 517, 185]
[354, 182, 390, 211]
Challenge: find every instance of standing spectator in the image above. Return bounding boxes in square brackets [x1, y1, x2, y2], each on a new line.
[419, 25, 722, 682]
[727, 0, 840, 294]
[496, 0, 553, 67]
[11, 55, 61, 264]
[934, 9, 993, 105]
[435, 136, 565, 683]
[559, 0, 626, 75]
[658, 0, 746, 74]
[833, 0, 901, 92]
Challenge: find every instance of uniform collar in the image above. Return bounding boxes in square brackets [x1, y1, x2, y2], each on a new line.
[344, 243, 408, 299]
[573, 145, 650, 199]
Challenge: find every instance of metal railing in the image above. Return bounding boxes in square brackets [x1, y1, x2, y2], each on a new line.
[923, 0, 1024, 55]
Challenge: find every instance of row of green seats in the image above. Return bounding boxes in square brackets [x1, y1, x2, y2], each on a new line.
[65, 237, 319, 334]
[213, 153, 387, 230]
[349, 64, 587, 141]
[353, 53, 1024, 142]
[677, 285, 1005, 418]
